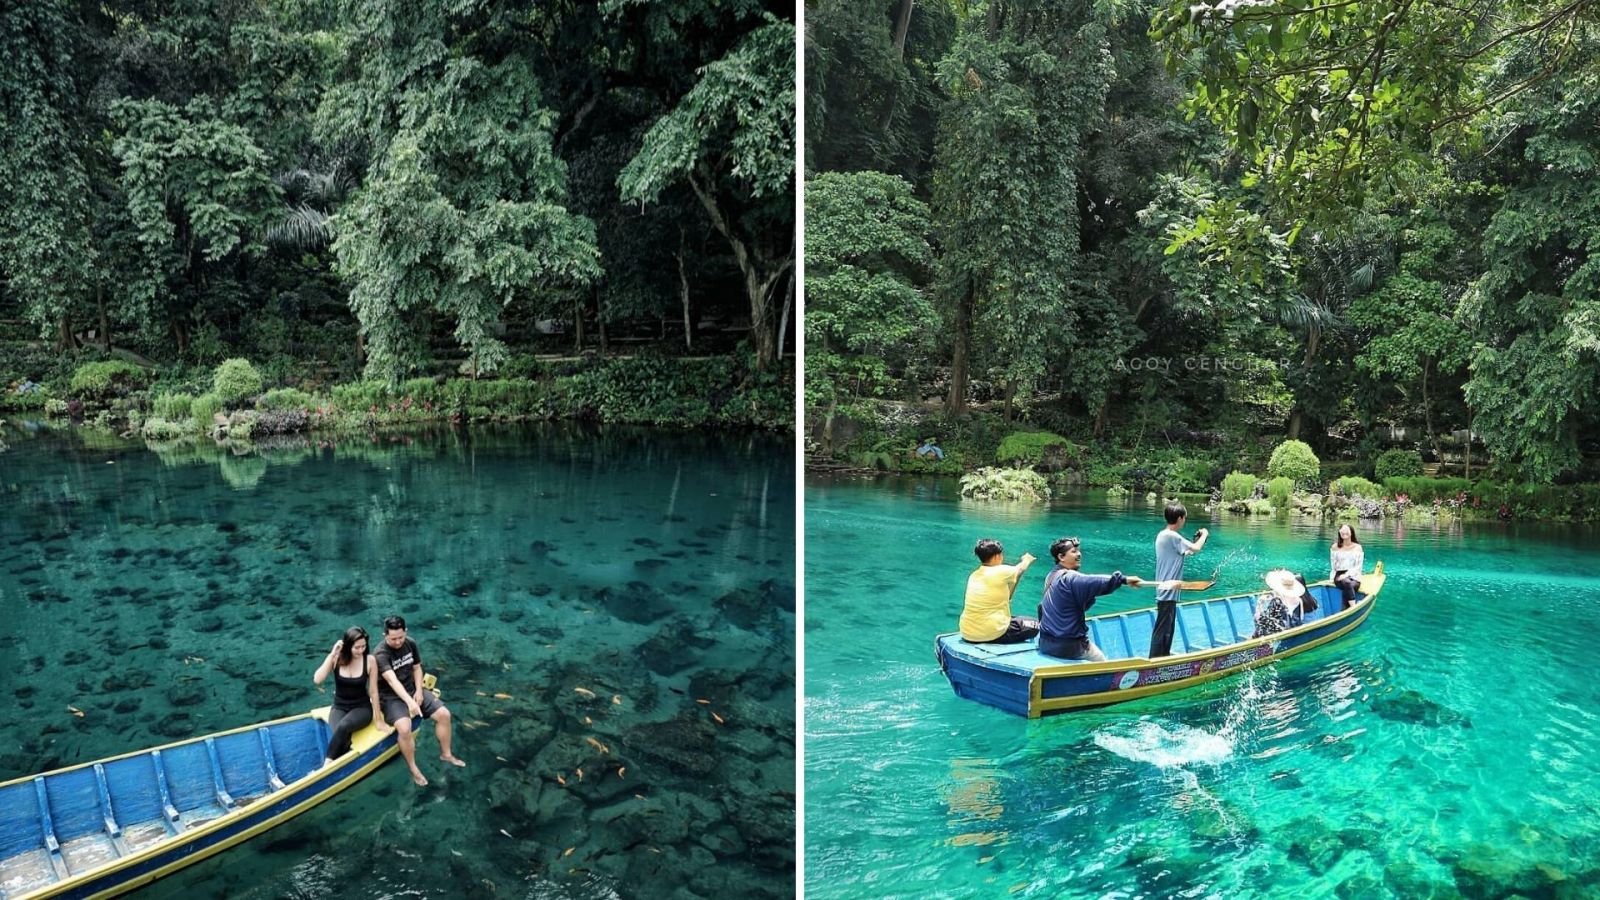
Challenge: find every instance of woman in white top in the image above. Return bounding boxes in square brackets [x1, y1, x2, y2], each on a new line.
[1330, 524, 1365, 610]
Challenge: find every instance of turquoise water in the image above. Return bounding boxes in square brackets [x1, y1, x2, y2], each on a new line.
[805, 476, 1600, 899]
[0, 423, 794, 899]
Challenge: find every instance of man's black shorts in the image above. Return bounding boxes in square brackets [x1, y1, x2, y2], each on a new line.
[382, 691, 443, 726]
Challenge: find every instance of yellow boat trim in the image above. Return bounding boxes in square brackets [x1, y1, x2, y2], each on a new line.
[1024, 562, 1385, 718]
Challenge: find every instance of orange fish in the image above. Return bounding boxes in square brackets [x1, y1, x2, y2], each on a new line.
[576, 767, 584, 780]
[556, 774, 567, 786]
[695, 699, 711, 705]
[493, 692, 513, 700]
[582, 716, 592, 725]
[711, 711, 725, 725]
[67, 706, 85, 718]
[584, 737, 610, 754]
[562, 847, 574, 858]
[618, 767, 626, 778]
[612, 695, 622, 705]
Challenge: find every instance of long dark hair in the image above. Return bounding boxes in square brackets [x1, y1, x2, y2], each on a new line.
[1336, 523, 1360, 547]
[338, 626, 369, 666]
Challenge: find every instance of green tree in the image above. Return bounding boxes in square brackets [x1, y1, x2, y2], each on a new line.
[619, 16, 796, 371]
[1348, 221, 1471, 459]
[805, 170, 933, 448]
[0, 1, 97, 348]
[322, 1, 602, 382]
[932, 2, 1115, 415]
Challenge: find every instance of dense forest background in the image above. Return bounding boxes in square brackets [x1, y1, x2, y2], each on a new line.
[805, 0, 1600, 488]
[1, 0, 794, 428]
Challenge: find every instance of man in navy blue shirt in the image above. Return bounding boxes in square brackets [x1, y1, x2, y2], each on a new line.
[1038, 536, 1143, 660]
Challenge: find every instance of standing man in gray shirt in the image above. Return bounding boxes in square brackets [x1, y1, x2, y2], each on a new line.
[1150, 502, 1208, 657]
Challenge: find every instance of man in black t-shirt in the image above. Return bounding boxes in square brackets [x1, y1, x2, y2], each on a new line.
[375, 615, 465, 786]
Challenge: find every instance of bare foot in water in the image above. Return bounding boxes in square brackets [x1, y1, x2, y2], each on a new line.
[441, 754, 467, 767]
[410, 768, 429, 786]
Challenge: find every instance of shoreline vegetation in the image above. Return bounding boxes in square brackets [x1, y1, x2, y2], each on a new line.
[2, 353, 792, 461]
[806, 405, 1600, 525]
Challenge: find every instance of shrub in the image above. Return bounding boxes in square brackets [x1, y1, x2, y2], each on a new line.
[958, 466, 1051, 502]
[1267, 440, 1320, 486]
[259, 387, 315, 411]
[45, 398, 69, 418]
[1375, 448, 1424, 481]
[152, 392, 194, 420]
[254, 408, 310, 435]
[1267, 475, 1295, 509]
[213, 358, 264, 406]
[141, 417, 188, 440]
[1106, 484, 1131, 500]
[191, 393, 223, 432]
[1382, 476, 1471, 503]
[1159, 455, 1213, 492]
[69, 360, 146, 398]
[995, 431, 1076, 469]
[1221, 471, 1257, 502]
[1333, 476, 1383, 499]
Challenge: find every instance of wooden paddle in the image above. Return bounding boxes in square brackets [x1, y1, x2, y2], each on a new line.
[1128, 578, 1216, 591]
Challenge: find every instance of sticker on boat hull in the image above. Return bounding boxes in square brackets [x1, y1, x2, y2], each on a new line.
[1115, 644, 1278, 690]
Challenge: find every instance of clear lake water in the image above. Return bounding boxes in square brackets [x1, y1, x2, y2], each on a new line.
[0, 422, 794, 900]
[804, 475, 1600, 899]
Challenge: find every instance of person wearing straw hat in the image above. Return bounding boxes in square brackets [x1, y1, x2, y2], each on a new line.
[1253, 569, 1306, 638]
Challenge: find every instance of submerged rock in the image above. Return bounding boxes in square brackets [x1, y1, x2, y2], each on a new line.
[1371, 689, 1470, 728]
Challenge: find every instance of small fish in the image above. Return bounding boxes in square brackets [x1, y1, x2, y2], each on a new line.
[469, 720, 491, 728]
[476, 691, 489, 697]
[695, 699, 711, 705]
[576, 767, 584, 780]
[68, 706, 85, 718]
[492, 692, 512, 700]
[611, 695, 621, 705]
[451, 850, 463, 857]
[481, 879, 496, 893]
[562, 847, 574, 858]
[648, 847, 660, 854]
[556, 774, 567, 786]
[573, 687, 596, 700]
[495, 756, 508, 762]
[499, 829, 513, 838]
[582, 716, 592, 725]
[618, 767, 626, 778]
[711, 711, 725, 725]
[584, 737, 610, 754]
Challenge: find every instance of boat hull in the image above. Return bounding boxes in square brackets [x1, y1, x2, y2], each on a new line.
[2, 708, 404, 900]
[937, 565, 1384, 718]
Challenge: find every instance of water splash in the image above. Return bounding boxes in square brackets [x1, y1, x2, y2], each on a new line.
[1092, 719, 1235, 769]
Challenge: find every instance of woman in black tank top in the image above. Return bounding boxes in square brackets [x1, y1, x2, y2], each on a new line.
[312, 626, 389, 764]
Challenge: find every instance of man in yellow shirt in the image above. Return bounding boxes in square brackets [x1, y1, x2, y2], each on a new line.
[959, 538, 1039, 643]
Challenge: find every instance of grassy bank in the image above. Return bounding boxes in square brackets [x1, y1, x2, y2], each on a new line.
[2, 351, 792, 446]
[809, 404, 1600, 524]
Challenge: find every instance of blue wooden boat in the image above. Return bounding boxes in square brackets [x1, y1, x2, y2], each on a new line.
[936, 563, 1385, 717]
[0, 701, 410, 899]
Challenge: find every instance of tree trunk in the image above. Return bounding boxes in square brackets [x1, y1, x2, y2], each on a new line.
[56, 314, 78, 352]
[1093, 403, 1109, 438]
[688, 169, 784, 370]
[822, 398, 838, 453]
[891, 0, 914, 60]
[946, 278, 972, 415]
[776, 269, 794, 360]
[1422, 356, 1437, 462]
[97, 286, 111, 351]
[171, 319, 189, 357]
[1287, 409, 1303, 441]
[574, 300, 585, 352]
[1002, 380, 1016, 423]
[677, 234, 693, 351]
[1465, 410, 1472, 480]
